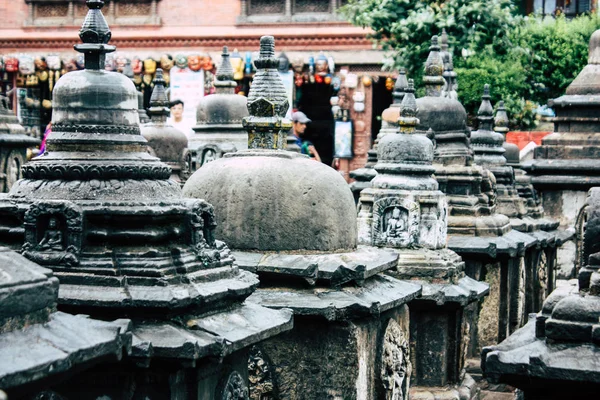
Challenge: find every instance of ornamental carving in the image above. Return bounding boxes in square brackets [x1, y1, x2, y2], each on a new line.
[381, 319, 411, 400]
[219, 370, 249, 400]
[372, 197, 419, 248]
[537, 251, 548, 300]
[22, 163, 171, 180]
[22, 200, 83, 267]
[52, 123, 141, 135]
[248, 346, 275, 400]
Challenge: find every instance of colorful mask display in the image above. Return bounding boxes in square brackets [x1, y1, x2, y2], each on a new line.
[315, 52, 328, 76]
[46, 55, 61, 71]
[105, 54, 117, 71]
[201, 55, 213, 71]
[385, 76, 395, 91]
[132, 57, 143, 74]
[18, 55, 35, 75]
[160, 54, 174, 71]
[187, 55, 201, 71]
[4, 56, 19, 73]
[175, 54, 188, 69]
[143, 58, 157, 74]
[230, 49, 244, 81]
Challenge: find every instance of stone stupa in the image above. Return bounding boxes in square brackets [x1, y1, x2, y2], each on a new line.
[0, 2, 292, 398]
[183, 35, 422, 400]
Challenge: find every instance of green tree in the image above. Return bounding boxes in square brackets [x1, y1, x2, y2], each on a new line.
[340, 0, 518, 79]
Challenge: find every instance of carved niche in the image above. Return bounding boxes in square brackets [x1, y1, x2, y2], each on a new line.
[22, 200, 83, 267]
[248, 345, 275, 400]
[380, 319, 411, 400]
[372, 197, 419, 248]
[218, 370, 249, 400]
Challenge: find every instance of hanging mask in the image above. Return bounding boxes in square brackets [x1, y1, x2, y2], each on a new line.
[295, 74, 303, 87]
[385, 77, 394, 91]
[187, 55, 201, 71]
[278, 52, 290, 72]
[315, 52, 328, 76]
[105, 54, 117, 71]
[245, 52, 253, 75]
[76, 54, 85, 70]
[63, 57, 78, 73]
[175, 54, 188, 69]
[46, 55, 61, 71]
[4, 56, 19, 73]
[143, 58, 157, 74]
[201, 55, 213, 71]
[18, 55, 35, 75]
[160, 54, 174, 71]
[34, 56, 47, 71]
[132, 57, 143, 74]
[230, 49, 244, 81]
[116, 55, 128, 72]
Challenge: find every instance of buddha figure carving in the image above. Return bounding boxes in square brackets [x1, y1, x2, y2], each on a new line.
[386, 207, 407, 238]
[38, 217, 63, 251]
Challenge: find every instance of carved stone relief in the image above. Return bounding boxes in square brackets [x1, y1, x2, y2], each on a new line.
[248, 346, 275, 400]
[373, 197, 419, 248]
[219, 370, 249, 400]
[380, 319, 411, 400]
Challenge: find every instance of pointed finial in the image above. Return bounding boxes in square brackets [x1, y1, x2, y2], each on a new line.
[216, 46, 234, 82]
[75, 0, 115, 70]
[494, 100, 510, 134]
[477, 84, 494, 131]
[441, 28, 449, 53]
[398, 79, 419, 133]
[423, 36, 445, 97]
[147, 69, 170, 122]
[393, 68, 408, 104]
[243, 36, 292, 149]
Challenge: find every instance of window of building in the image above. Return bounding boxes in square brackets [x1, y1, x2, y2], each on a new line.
[530, 0, 592, 16]
[24, 0, 161, 27]
[239, 0, 348, 23]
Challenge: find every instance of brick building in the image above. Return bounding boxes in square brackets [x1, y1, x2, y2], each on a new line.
[0, 0, 392, 177]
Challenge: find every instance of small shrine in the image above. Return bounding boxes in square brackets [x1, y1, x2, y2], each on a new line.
[0, 94, 39, 192]
[0, 2, 292, 398]
[482, 187, 600, 399]
[357, 78, 488, 399]
[349, 68, 408, 203]
[190, 46, 248, 171]
[183, 36, 422, 400]
[140, 69, 190, 183]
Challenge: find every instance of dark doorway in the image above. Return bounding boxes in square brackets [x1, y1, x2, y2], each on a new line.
[297, 82, 334, 166]
[371, 77, 393, 142]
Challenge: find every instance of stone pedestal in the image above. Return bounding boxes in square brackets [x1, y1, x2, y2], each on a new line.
[183, 36, 423, 399]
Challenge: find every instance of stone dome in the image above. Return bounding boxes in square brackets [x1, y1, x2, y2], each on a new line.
[504, 143, 520, 165]
[53, 69, 140, 129]
[182, 150, 357, 252]
[416, 96, 467, 133]
[378, 129, 434, 164]
[195, 93, 248, 129]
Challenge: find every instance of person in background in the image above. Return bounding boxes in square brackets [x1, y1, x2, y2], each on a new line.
[39, 122, 51, 155]
[292, 111, 321, 162]
[167, 99, 194, 138]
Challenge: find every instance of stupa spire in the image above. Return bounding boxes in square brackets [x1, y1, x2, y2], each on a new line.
[243, 36, 291, 149]
[75, 0, 115, 70]
[423, 36, 445, 97]
[147, 69, 170, 123]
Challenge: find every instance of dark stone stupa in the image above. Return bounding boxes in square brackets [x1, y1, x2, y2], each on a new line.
[184, 36, 422, 400]
[0, 2, 292, 398]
